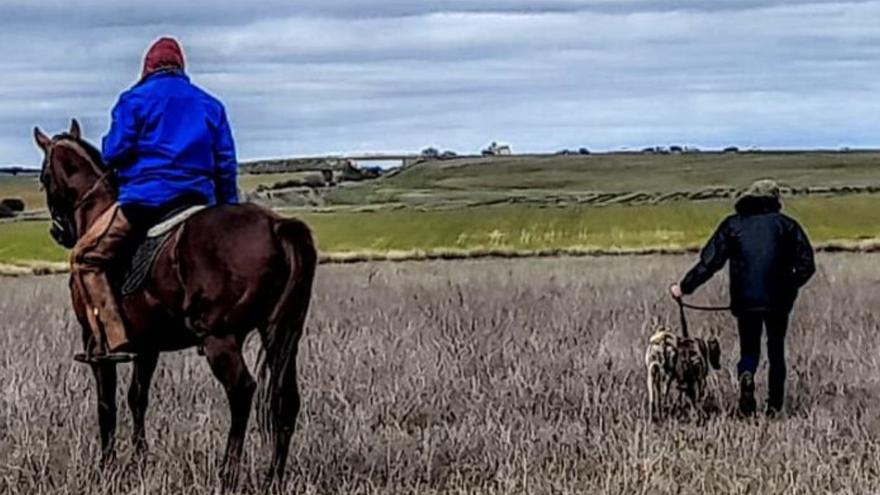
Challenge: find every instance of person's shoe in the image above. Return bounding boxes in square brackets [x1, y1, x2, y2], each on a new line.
[765, 396, 784, 419]
[738, 372, 757, 417]
[765, 404, 783, 419]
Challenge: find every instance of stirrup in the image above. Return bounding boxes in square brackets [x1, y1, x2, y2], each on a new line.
[74, 351, 138, 364]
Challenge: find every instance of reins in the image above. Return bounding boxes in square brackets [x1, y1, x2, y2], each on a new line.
[676, 298, 730, 339]
[72, 170, 113, 211]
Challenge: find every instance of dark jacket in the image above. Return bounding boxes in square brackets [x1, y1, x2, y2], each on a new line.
[680, 197, 816, 315]
[102, 70, 239, 209]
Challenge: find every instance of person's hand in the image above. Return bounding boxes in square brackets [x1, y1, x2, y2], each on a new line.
[669, 283, 683, 300]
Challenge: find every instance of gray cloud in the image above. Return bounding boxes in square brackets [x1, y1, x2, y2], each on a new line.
[2, 1, 880, 165]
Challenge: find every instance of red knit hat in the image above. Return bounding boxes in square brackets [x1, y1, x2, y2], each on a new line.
[142, 37, 185, 79]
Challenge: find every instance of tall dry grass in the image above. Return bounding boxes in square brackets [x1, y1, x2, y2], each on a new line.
[0, 254, 879, 494]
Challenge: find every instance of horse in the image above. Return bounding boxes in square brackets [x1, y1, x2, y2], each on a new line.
[33, 119, 317, 491]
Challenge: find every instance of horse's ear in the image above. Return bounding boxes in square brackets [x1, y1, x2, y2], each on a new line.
[34, 127, 51, 152]
[69, 119, 81, 140]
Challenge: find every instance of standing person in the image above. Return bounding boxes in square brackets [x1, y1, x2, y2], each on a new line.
[669, 179, 815, 416]
[70, 36, 239, 363]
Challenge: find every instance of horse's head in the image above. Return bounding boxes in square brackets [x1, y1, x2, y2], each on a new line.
[33, 119, 114, 248]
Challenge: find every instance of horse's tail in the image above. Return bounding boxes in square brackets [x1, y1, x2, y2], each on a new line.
[258, 217, 317, 439]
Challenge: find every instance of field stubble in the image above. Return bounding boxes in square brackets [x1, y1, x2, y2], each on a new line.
[0, 254, 879, 493]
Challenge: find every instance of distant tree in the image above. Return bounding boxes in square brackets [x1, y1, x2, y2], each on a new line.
[0, 167, 26, 176]
[421, 147, 440, 159]
[669, 145, 683, 154]
[440, 150, 458, 159]
[723, 146, 739, 154]
[578, 147, 590, 155]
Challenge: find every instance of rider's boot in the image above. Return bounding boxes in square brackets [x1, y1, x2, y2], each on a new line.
[75, 272, 137, 364]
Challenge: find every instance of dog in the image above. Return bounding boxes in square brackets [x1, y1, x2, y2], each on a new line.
[645, 328, 721, 422]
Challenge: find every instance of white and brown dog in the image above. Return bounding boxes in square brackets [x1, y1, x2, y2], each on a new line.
[645, 328, 721, 422]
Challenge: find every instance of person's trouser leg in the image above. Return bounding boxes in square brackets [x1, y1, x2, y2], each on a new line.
[737, 312, 763, 377]
[765, 311, 790, 413]
[70, 205, 132, 354]
[737, 312, 763, 415]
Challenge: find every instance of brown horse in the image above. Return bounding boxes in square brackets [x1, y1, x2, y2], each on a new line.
[33, 120, 317, 491]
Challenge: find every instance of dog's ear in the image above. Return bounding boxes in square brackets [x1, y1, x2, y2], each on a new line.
[707, 337, 721, 370]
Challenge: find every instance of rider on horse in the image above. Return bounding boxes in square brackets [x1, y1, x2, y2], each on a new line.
[73, 37, 239, 362]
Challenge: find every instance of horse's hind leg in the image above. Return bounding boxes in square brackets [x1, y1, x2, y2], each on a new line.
[203, 335, 256, 491]
[127, 352, 159, 457]
[266, 354, 301, 490]
[89, 362, 118, 467]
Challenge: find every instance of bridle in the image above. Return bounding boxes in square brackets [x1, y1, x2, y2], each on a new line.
[41, 137, 113, 248]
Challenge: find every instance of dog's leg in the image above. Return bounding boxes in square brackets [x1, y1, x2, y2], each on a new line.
[648, 365, 662, 423]
[662, 375, 675, 421]
[702, 374, 721, 417]
[694, 381, 708, 424]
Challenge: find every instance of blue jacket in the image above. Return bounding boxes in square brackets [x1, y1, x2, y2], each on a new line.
[102, 70, 239, 208]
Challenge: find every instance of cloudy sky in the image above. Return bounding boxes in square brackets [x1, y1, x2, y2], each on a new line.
[3, 0, 880, 165]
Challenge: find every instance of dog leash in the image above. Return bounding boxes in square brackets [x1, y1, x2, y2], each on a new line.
[676, 298, 730, 339]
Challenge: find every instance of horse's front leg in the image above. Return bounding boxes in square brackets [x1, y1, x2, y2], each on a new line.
[128, 352, 159, 457]
[73, 279, 118, 467]
[90, 362, 118, 467]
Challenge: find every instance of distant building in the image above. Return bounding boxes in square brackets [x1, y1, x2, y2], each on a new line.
[482, 141, 512, 156]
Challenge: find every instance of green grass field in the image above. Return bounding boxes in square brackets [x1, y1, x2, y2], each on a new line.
[2, 194, 877, 267]
[3, 152, 879, 269]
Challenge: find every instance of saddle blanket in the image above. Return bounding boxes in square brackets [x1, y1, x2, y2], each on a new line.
[117, 205, 207, 296]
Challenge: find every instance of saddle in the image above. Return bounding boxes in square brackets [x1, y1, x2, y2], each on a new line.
[110, 205, 206, 296]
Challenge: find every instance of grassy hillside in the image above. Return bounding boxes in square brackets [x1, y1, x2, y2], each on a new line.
[324, 152, 880, 207]
[384, 152, 880, 191]
[8, 152, 879, 212]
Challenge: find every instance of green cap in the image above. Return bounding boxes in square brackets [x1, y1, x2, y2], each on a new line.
[741, 179, 780, 199]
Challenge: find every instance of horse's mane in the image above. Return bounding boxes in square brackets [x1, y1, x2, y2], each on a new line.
[49, 133, 118, 192]
[52, 133, 107, 169]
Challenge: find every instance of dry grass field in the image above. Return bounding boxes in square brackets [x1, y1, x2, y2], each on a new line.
[1, 254, 879, 494]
